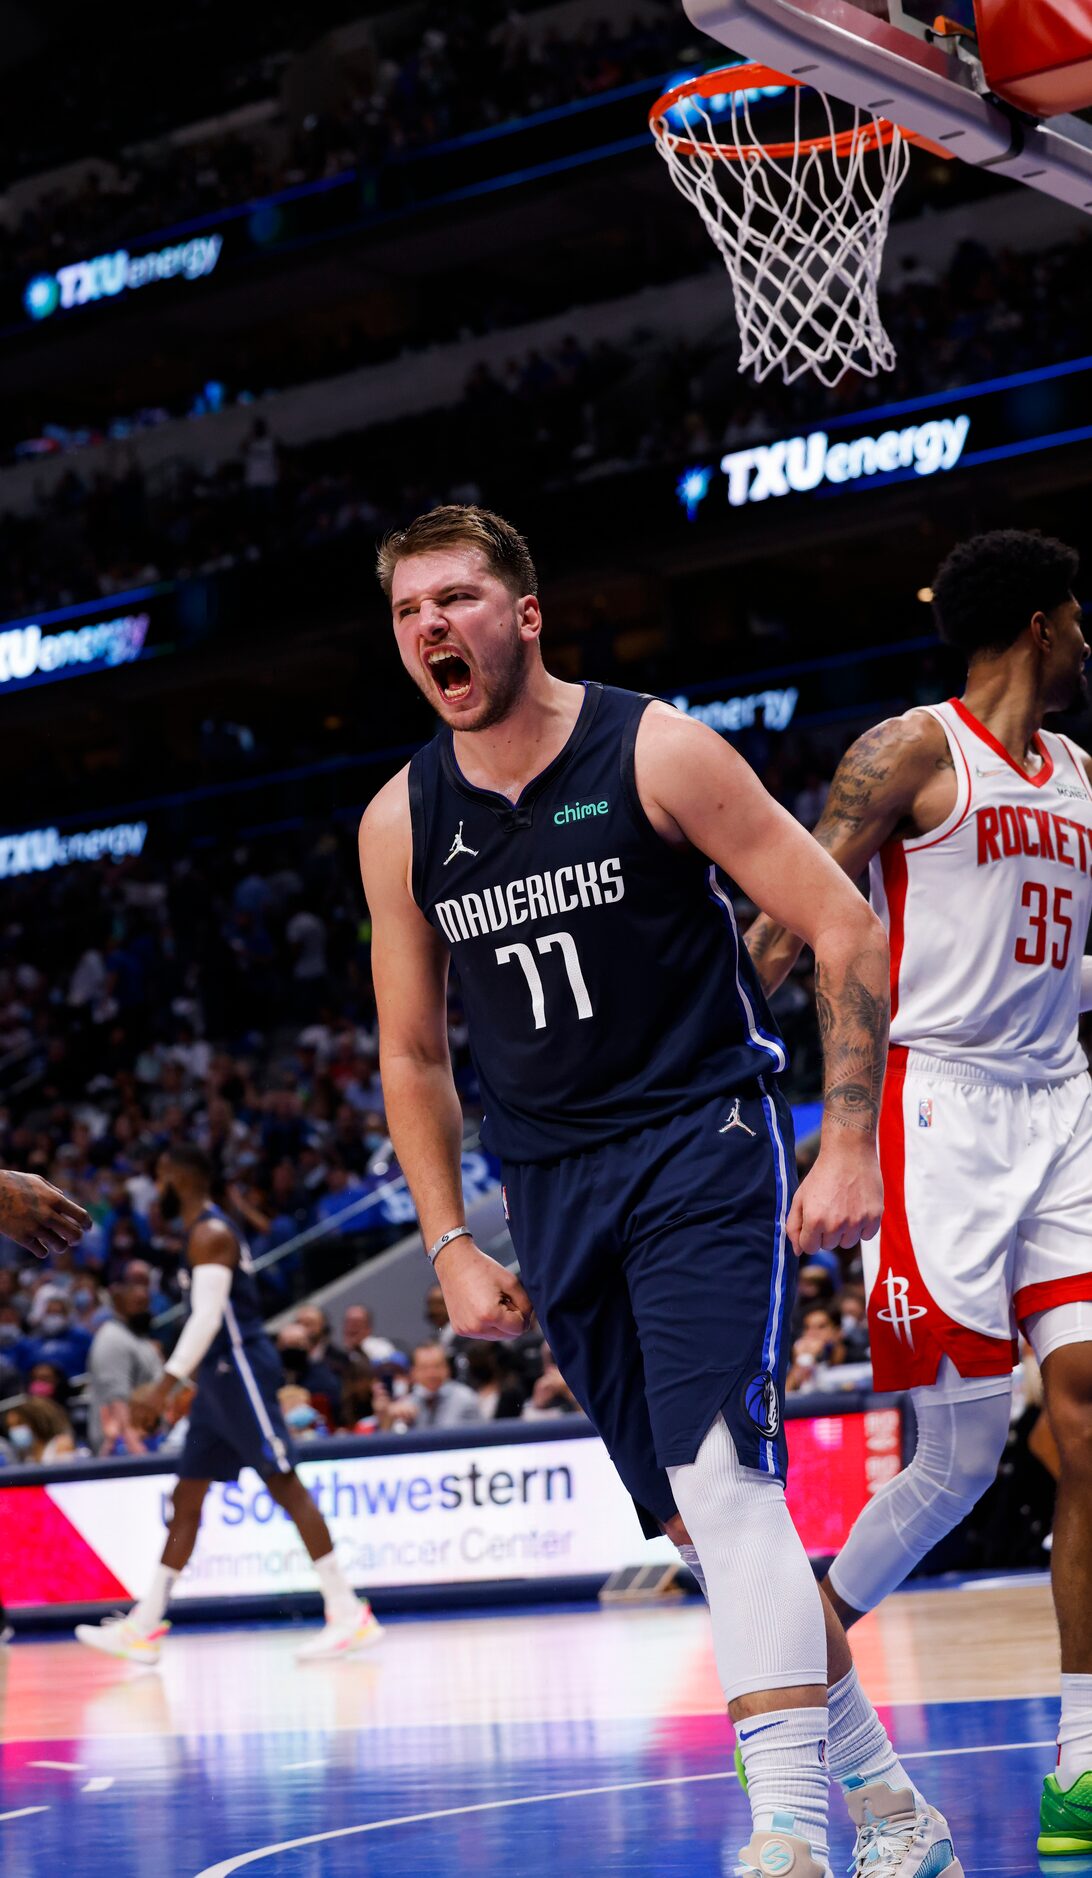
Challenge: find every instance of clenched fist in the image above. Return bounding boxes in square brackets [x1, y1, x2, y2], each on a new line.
[433, 1237, 533, 1340]
[787, 1139, 883, 1258]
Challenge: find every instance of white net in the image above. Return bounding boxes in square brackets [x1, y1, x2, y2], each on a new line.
[651, 82, 911, 387]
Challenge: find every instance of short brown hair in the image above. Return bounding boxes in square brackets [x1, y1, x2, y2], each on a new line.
[376, 504, 537, 600]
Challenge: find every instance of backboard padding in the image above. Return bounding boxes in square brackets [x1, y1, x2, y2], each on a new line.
[682, 0, 1092, 211]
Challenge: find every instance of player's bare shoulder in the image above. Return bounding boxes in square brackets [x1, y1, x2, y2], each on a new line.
[358, 762, 412, 849]
[189, 1214, 240, 1267]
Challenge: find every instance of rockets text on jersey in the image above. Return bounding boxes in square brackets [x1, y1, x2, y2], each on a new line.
[871, 697, 1092, 1081]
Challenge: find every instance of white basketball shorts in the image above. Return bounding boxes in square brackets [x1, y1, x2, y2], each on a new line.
[862, 1045, 1092, 1391]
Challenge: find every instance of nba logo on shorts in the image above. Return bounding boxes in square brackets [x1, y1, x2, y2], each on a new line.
[918, 1098, 933, 1129]
[501, 1184, 510, 1222]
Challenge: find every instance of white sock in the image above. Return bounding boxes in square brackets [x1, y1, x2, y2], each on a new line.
[677, 1543, 708, 1600]
[737, 1705, 829, 1866]
[1058, 1673, 1092, 1788]
[827, 1667, 921, 1802]
[314, 1548, 359, 1622]
[130, 1564, 178, 1632]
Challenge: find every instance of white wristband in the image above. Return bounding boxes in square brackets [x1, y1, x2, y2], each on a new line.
[428, 1225, 471, 1266]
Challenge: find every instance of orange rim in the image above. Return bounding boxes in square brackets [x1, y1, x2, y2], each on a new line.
[649, 62, 915, 160]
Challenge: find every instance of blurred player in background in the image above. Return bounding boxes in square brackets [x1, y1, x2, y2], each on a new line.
[747, 529, 1092, 1856]
[75, 1144, 382, 1665]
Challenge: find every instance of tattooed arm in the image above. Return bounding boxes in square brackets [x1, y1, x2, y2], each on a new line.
[634, 705, 895, 1252]
[0, 1170, 91, 1258]
[744, 712, 953, 994]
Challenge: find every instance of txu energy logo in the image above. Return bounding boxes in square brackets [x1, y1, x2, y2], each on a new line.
[677, 414, 971, 516]
[25, 233, 222, 319]
[0, 613, 150, 689]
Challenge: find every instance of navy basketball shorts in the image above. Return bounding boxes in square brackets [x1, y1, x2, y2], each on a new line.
[178, 1336, 296, 1482]
[502, 1084, 798, 1536]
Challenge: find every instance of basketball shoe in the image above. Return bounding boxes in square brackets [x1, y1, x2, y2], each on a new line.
[1039, 1770, 1092, 1854]
[844, 1782, 964, 1876]
[74, 1614, 170, 1664]
[734, 1756, 962, 1877]
[296, 1601, 384, 1661]
[734, 1826, 831, 1876]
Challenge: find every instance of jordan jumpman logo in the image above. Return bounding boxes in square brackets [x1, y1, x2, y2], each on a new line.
[444, 821, 479, 866]
[719, 1096, 756, 1137]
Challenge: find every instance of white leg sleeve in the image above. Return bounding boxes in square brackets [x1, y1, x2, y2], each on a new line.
[1025, 1300, 1092, 1367]
[667, 1414, 826, 1701]
[827, 1365, 1012, 1615]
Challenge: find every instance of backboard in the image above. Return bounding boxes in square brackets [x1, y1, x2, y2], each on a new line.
[680, 0, 1092, 212]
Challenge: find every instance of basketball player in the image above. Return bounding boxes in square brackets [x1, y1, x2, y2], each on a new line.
[75, 1145, 381, 1664]
[360, 505, 961, 1878]
[745, 529, 1092, 1856]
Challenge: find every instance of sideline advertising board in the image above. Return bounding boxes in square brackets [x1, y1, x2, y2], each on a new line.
[0, 1406, 903, 1613]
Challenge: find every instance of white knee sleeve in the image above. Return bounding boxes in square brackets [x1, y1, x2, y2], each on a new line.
[667, 1414, 826, 1702]
[827, 1372, 1011, 1615]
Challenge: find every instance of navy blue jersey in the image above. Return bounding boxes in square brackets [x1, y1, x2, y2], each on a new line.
[408, 682, 787, 1162]
[185, 1203, 267, 1372]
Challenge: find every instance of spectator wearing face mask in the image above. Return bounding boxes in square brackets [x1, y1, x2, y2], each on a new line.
[104, 1218, 148, 1285]
[462, 1342, 527, 1420]
[26, 1362, 70, 1410]
[3, 1396, 76, 1464]
[837, 1284, 871, 1362]
[0, 1305, 26, 1386]
[276, 1322, 339, 1427]
[15, 1290, 92, 1381]
[277, 1384, 322, 1438]
[521, 1346, 581, 1422]
[70, 1278, 109, 1335]
[87, 1259, 163, 1454]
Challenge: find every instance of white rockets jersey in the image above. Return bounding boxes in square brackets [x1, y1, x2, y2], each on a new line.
[870, 698, 1092, 1082]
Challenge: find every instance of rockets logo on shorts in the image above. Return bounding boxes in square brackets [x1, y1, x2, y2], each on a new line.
[918, 1098, 933, 1128]
[875, 1271, 928, 1347]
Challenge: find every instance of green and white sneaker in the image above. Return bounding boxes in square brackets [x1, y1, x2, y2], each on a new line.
[845, 1782, 964, 1877]
[1039, 1769, 1092, 1855]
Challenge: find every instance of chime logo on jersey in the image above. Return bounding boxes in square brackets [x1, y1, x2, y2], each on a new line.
[744, 1370, 780, 1440]
[918, 1099, 933, 1129]
[875, 1271, 928, 1345]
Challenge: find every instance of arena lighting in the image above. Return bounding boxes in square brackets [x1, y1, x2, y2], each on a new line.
[0, 612, 149, 689]
[24, 233, 222, 320]
[0, 820, 147, 880]
[917, 586, 935, 603]
[677, 414, 971, 516]
[672, 687, 799, 732]
[661, 61, 787, 129]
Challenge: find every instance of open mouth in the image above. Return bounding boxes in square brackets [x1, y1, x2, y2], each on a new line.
[425, 646, 473, 703]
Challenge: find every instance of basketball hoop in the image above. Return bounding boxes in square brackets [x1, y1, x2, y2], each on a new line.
[650, 65, 919, 387]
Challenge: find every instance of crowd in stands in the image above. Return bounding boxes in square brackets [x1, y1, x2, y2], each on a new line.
[4, 228, 1090, 623]
[0, 752, 883, 1470]
[0, 1255, 876, 1465]
[0, 5, 690, 283]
